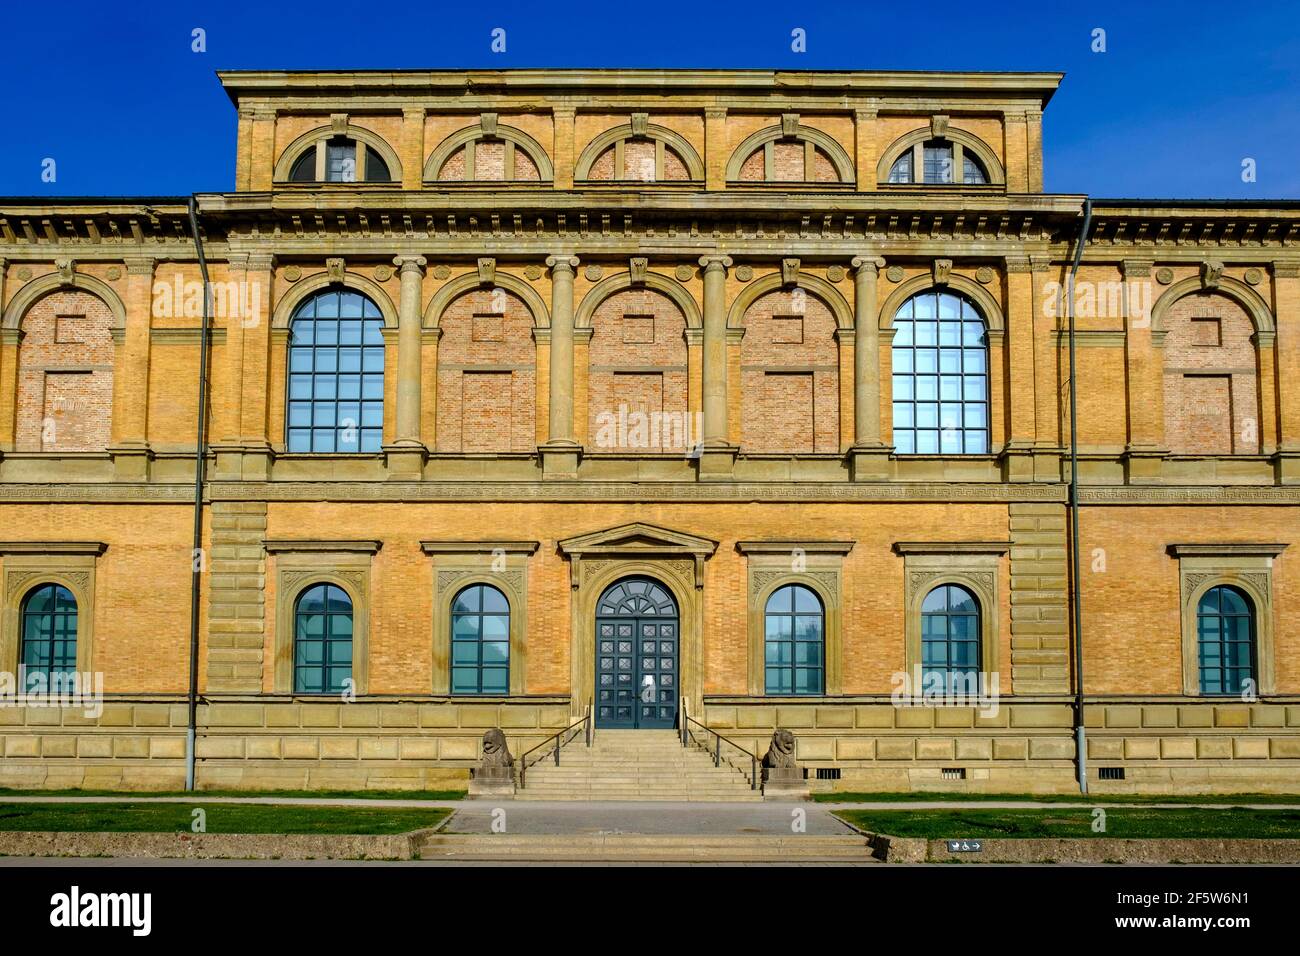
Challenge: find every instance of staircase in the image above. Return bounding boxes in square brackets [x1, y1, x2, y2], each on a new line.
[517, 728, 762, 802]
[417, 833, 875, 863]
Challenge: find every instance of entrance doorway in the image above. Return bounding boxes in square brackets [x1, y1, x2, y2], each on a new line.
[594, 577, 678, 729]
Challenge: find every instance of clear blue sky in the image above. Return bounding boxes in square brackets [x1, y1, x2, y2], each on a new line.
[4, 0, 1298, 199]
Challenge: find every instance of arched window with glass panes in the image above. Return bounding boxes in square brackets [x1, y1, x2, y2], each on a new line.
[921, 584, 981, 694]
[20, 583, 77, 693]
[1197, 585, 1257, 695]
[764, 584, 824, 695]
[450, 584, 510, 695]
[293, 583, 353, 694]
[286, 289, 386, 453]
[892, 290, 989, 454]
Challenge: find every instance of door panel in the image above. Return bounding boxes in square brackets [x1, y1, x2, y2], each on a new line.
[595, 578, 678, 729]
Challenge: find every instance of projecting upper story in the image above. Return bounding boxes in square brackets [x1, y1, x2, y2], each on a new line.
[222, 69, 1057, 194]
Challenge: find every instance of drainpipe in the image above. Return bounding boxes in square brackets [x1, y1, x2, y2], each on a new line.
[184, 195, 214, 791]
[1067, 197, 1092, 794]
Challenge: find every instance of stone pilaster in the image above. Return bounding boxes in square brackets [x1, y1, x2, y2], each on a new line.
[212, 253, 275, 481]
[849, 255, 890, 479]
[1120, 259, 1166, 482]
[400, 108, 425, 190]
[205, 500, 268, 694]
[108, 256, 155, 480]
[385, 254, 428, 480]
[541, 254, 581, 477]
[1273, 261, 1300, 482]
[552, 108, 576, 190]
[704, 108, 727, 191]
[1009, 503, 1071, 695]
[1001, 255, 1037, 482]
[698, 254, 736, 479]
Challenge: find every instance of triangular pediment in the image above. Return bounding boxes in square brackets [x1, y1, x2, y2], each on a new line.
[558, 522, 718, 557]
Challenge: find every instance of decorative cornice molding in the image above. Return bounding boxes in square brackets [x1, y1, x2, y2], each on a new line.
[420, 541, 540, 555]
[1167, 543, 1289, 558]
[0, 541, 107, 555]
[893, 541, 1012, 555]
[263, 539, 382, 553]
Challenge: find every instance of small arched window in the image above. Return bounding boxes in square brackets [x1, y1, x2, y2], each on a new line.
[1197, 585, 1256, 695]
[451, 584, 510, 695]
[764, 584, 824, 695]
[921, 584, 981, 694]
[293, 583, 353, 694]
[428, 116, 553, 183]
[892, 290, 989, 454]
[20, 584, 77, 693]
[286, 289, 385, 453]
[287, 136, 392, 183]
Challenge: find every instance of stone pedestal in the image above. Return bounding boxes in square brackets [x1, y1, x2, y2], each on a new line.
[540, 440, 582, 479]
[108, 444, 153, 482]
[848, 444, 892, 481]
[696, 443, 738, 480]
[211, 442, 274, 481]
[1123, 446, 1167, 483]
[383, 442, 428, 481]
[468, 766, 517, 799]
[762, 766, 811, 801]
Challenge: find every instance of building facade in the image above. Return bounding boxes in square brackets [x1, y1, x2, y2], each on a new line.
[0, 69, 1297, 794]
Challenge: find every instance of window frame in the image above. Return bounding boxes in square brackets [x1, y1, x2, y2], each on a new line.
[1195, 584, 1257, 696]
[920, 583, 983, 694]
[449, 583, 512, 696]
[292, 581, 355, 696]
[0, 543, 101, 682]
[19, 583, 79, 693]
[762, 583, 826, 696]
[273, 123, 401, 185]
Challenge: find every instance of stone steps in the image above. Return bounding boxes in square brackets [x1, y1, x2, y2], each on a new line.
[418, 834, 873, 862]
[516, 729, 759, 801]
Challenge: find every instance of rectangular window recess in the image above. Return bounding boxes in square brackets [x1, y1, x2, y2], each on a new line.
[1098, 766, 1125, 781]
[814, 767, 841, 781]
[941, 767, 966, 780]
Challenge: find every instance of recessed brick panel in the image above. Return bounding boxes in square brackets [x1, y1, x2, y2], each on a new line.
[15, 290, 114, 451]
[435, 288, 536, 452]
[1162, 291, 1258, 454]
[588, 289, 689, 451]
[740, 289, 839, 453]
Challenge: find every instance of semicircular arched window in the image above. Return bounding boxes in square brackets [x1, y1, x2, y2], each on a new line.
[1197, 585, 1256, 695]
[428, 115, 553, 183]
[286, 289, 385, 453]
[293, 583, 353, 694]
[450, 584, 511, 695]
[882, 124, 998, 186]
[764, 584, 824, 695]
[20, 583, 78, 693]
[286, 135, 392, 183]
[729, 116, 852, 184]
[921, 584, 981, 694]
[892, 290, 989, 455]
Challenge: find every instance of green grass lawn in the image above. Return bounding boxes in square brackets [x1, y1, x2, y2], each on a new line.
[0, 802, 452, 835]
[816, 791, 1300, 805]
[0, 787, 465, 801]
[835, 807, 1300, 840]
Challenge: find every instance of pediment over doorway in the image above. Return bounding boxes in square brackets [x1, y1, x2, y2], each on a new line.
[557, 522, 718, 589]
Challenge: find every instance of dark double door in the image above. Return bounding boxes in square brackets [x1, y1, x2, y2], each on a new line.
[594, 578, 678, 729]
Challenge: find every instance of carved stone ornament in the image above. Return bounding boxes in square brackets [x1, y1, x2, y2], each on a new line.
[325, 258, 346, 283]
[675, 264, 694, 282]
[373, 265, 393, 282]
[284, 266, 302, 282]
[479, 728, 514, 769]
[1201, 260, 1224, 289]
[524, 264, 544, 281]
[762, 728, 799, 769]
[584, 264, 603, 281]
[735, 265, 754, 282]
[630, 112, 649, 137]
[781, 258, 800, 287]
[432, 264, 451, 280]
[55, 258, 75, 283]
[975, 266, 994, 284]
[477, 257, 496, 285]
[932, 259, 953, 286]
[629, 257, 648, 285]
[886, 265, 905, 283]
[1244, 268, 1263, 286]
[826, 265, 846, 283]
[16, 267, 32, 281]
[930, 114, 950, 139]
[105, 266, 122, 281]
[1155, 267, 1174, 285]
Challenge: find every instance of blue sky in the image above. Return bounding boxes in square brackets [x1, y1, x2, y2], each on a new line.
[3, 0, 1298, 198]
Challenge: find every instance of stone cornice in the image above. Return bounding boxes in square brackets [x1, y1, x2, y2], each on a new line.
[263, 539, 383, 553]
[0, 541, 107, 554]
[1166, 543, 1290, 558]
[735, 540, 855, 555]
[419, 541, 540, 555]
[892, 541, 1012, 554]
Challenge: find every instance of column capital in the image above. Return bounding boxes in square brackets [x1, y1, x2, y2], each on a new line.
[392, 254, 427, 275]
[1121, 258, 1153, 278]
[1003, 255, 1032, 274]
[697, 255, 733, 272]
[123, 256, 156, 276]
[1272, 261, 1300, 279]
[705, 107, 727, 120]
[246, 253, 275, 273]
[546, 254, 580, 273]
[850, 255, 885, 274]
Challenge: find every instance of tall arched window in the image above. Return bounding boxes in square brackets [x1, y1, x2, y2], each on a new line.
[450, 584, 510, 695]
[764, 584, 824, 695]
[921, 584, 981, 694]
[286, 289, 385, 453]
[294, 583, 353, 694]
[1197, 585, 1256, 695]
[892, 290, 989, 454]
[20, 584, 77, 693]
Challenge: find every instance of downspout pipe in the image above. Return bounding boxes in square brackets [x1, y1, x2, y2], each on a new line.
[1067, 197, 1093, 794]
[184, 195, 213, 791]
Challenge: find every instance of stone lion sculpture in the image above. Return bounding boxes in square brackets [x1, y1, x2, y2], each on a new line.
[479, 728, 514, 769]
[762, 728, 798, 769]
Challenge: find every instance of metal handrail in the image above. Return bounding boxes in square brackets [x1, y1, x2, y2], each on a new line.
[518, 700, 591, 789]
[679, 697, 760, 790]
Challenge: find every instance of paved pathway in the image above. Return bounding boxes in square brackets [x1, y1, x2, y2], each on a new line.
[441, 800, 851, 835]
